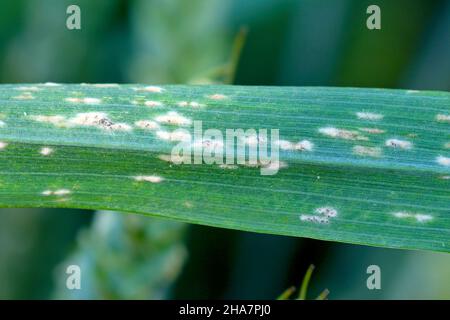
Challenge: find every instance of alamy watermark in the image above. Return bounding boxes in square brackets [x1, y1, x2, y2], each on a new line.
[366, 265, 381, 290]
[66, 5, 81, 30]
[66, 264, 81, 290]
[366, 5, 381, 30]
[168, 121, 281, 176]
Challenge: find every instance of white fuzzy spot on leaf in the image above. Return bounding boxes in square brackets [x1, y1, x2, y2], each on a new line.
[40, 147, 54, 156]
[32, 113, 132, 132]
[436, 155, 450, 166]
[359, 128, 385, 134]
[353, 145, 382, 157]
[65, 97, 102, 104]
[436, 114, 450, 123]
[135, 120, 159, 130]
[393, 212, 433, 223]
[177, 101, 204, 108]
[155, 111, 191, 126]
[415, 214, 433, 223]
[69, 112, 109, 126]
[13, 93, 34, 100]
[42, 189, 71, 196]
[82, 83, 119, 88]
[134, 175, 164, 183]
[275, 140, 294, 150]
[385, 139, 412, 149]
[295, 140, 314, 152]
[315, 207, 338, 218]
[356, 112, 383, 120]
[319, 127, 368, 141]
[135, 86, 164, 93]
[208, 94, 228, 100]
[300, 215, 329, 224]
[15, 86, 41, 91]
[144, 100, 163, 107]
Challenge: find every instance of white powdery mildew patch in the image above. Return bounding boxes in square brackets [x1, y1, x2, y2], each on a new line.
[318, 127, 368, 141]
[275, 139, 294, 150]
[189, 101, 202, 108]
[156, 130, 191, 142]
[393, 212, 410, 218]
[41, 82, 61, 87]
[359, 128, 385, 134]
[436, 155, 450, 166]
[275, 139, 313, 151]
[31, 112, 132, 132]
[134, 86, 164, 93]
[356, 112, 384, 120]
[54, 189, 71, 196]
[299, 206, 338, 224]
[436, 114, 450, 123]
[315, 207, 338, 218]
[406, 90, 419, 94]
[445, 142, 450, 149]
[40, 147, 54, 156]
[108, 123, 133, 131]
[143, 86, 164, 93]
[300, 215, 329, 224]
[155, 111, 191, 126]
[135, 120, 159, 130]
[81, 83, 119, 88]
[0, 120, 5, 127]
[415, 214, 433, 223]
[295, 140, 314, 152]
[385, 138, 412, 150]
[353, 145, 382, 157]
[134, 175, 164, 183]
[69, 112, 109, 126]
[144, 100, 163, 107]
[70, 112, 131, 131]
[208, 94, 228, 100]
[42, 189, 71, 196]
[0, 141, 8, 150]
[393, 211, 433, 223]
[15, 86, 41, 92]
[13, 92, 34, 100]
[65, 97, 102, 104]
[177, 101, 205, 108]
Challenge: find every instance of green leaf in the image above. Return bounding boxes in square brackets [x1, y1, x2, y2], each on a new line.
[0, 84, 449, 252]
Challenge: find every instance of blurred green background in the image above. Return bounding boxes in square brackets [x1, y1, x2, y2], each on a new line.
[0, 0, 449, 299]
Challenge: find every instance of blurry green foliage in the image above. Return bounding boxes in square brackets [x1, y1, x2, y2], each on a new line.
[54, 212, 186, 299]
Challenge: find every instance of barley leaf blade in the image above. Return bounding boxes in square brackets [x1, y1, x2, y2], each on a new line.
[0, 84, 449, 252]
